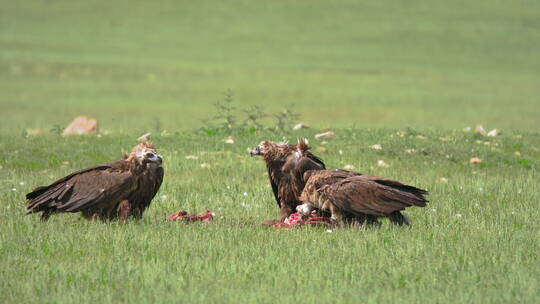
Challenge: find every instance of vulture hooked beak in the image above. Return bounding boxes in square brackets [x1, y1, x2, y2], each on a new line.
[250, 146, 263, 156]
[145, 152, 163, 165]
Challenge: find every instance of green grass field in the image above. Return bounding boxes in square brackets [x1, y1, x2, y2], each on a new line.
[1, 1, 540, 303]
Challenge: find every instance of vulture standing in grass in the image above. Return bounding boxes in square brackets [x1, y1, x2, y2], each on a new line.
[250, 140, 325, 220]
[283, 140, 428, 225]
[26, 142, 163, 221]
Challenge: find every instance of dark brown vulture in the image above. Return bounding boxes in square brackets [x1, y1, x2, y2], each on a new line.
[250, 139, 325, 220]
[26, 142, 163, 221]
[284, 143, 428, 225]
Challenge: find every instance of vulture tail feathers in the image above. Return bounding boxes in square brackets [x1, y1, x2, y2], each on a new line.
[374, 179, 429, 201]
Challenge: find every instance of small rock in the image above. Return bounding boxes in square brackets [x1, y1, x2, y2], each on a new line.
[293, 123, 309, 130]
[377, 160, 390, 168]
[63, 115, 99, 135]
[185, 155, 199, 160]
[317, 146, 328, 153]
[475, 125, 486, 135]
[27, 129, 47, 136]
[315, 131, 335, 140]
[338, 149, 343, 155]
[320, 141, 328, 145]
[470, 157, 482, 164]
[405, 149, 416, 154]
[200, 163, 211, 168]
[137, 133, 152, 142]
[439, 177, 449, 183]
[487, 129, 502, 137]
[343, 164, 355, 170]
[370, 144, 382, 150]
[225, 136, 234, 144]
[514, 151, 521, 157]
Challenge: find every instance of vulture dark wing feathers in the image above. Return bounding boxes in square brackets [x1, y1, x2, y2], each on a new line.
[26, 142, 164, 221]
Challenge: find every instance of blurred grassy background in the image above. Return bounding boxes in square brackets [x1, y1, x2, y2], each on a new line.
[1, 0, 539, 134]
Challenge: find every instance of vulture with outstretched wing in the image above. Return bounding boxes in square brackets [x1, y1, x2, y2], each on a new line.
[26, 142, 163, 221]
[284, 143, 428, 225]
[250, 139, 325, 220]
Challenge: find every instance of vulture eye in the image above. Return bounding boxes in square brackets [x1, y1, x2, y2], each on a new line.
[145, 152, 155, 158]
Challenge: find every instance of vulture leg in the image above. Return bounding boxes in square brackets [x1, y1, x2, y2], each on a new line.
[388, 211, 410, 226]
[118, 200, 132, 221]
[40, 209, 53, 222]
[328, 203, 344, 225]
[280, 204, 294, 221]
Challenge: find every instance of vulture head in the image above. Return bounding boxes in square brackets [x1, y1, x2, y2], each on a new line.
[250, 141, 294, 161]
[126, 142, 163, 166]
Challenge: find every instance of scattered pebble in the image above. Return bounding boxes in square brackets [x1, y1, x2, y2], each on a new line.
[293, 123, 310, 130]
[243, 192, 248, 196]
[514, 151, 521, 157]
[377, 160, 390, 168]
[225, 136, 234, 144]
[338, 149, 343, 155]
[475, 125, 486, 135]
[487, 129, 502, 137]
[315, 131, 335, 140]
[11, 188, 17, 192]
[326, 229, 333, 233]
[454, 213, 462, 217]
[200, 163, 211, 168]
[161, 195, 168, 200]
[27, 129, 47, 136]
[470, 157, 482, 164]
[185, 155, 199, 160]
[317, 146, 328, 153]
[343, 164, 356, 170]
[404, 149, 416, 154]
[370, 144, 382, 150]
[439, 177, 449, 183]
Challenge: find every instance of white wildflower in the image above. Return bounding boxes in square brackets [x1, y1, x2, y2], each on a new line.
[370, 144, 382, 150]
[377, 160, 390, 168]
[343, 164, 356, 170]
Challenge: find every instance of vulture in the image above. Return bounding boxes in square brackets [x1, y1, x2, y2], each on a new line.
[250, 140, 325, 220]
[283, 141, 428, 225]
[26, 142, 163, 221]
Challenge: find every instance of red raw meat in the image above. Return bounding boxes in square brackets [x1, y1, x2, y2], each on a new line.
[167, 210, 214, 223]
[262, 210, 332, 229]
